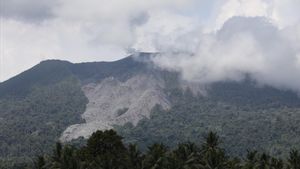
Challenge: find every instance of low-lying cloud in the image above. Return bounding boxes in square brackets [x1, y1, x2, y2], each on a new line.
[0, 0, 197, 81]
[151, 16, 300, 92]
[1, 0, 300, 93]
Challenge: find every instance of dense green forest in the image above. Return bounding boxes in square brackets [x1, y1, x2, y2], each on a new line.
[4, 129, 299, 169]
[116, 80, 300, 157]
[0, 56, 151, 168]
[1, 55, 300, 168]
[0, 77, 87, 167]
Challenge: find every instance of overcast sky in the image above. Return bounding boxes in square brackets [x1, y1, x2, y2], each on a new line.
[0, 0, 300, 90]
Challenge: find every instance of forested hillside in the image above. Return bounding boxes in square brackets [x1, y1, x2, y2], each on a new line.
[117, 79, 300, 157]
[0, 77, 87, 167]
[0, 55, 150, 167]
[0, 54, 300, 168]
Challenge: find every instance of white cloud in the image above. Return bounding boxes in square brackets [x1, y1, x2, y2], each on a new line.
[0, 0, 300, 87]
[152, 17, 300, 92]
[271, 0, 300, 27]
[0, 0, 199, 81]
[1, 18, 126, 81]
[213, 0, 270, 29]
[210, 0, 300, 30]
[0, 0, 59, 22]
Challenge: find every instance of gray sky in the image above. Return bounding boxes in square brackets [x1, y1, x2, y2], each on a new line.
[0, 0, 300, 91]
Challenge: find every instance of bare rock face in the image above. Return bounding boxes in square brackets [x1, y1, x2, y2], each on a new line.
[60, 74, 170, 142]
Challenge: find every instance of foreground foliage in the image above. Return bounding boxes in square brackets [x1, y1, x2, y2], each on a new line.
[1, 57, 300, 168]
[26, 130, 300, 169]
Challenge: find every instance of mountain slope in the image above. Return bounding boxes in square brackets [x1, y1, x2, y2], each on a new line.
[116, 80, 300, 156]
[61, 73, 171, 141]
[0, 52, 300, 163]
[0, 77, 87, 159]
[0, 60, 73, 99]
[0, 53, 164, 159]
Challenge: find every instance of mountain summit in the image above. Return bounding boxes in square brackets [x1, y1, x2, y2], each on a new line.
[0, 53, 300, 161]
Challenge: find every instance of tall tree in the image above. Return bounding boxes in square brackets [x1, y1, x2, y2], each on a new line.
[288, 149, 300, 169]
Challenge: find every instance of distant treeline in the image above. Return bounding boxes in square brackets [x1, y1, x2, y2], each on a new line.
[3, 129, 299, 169]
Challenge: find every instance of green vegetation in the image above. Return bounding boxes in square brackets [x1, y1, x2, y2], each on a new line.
[0, 56, 150, 168]
[0, 56, 149, 168]
[21, 129, 300, 169]
[1, 56, 300, 168]
[0, 77, 87, 167]
[116, 83, 300, 157]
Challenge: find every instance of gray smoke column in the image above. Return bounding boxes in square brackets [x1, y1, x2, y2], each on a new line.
[151, 16, 300, 92]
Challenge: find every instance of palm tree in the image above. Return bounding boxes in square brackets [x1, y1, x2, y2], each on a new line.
[202, 132, 220, 151]
[287, 149, 300, 169]
[126, 144, 144, 169]
[269, 157, 284, 169]
[86, 130, 126, 157]
[142, 143, 168, 169]
[242, 150, 258, 169]
[199, 131, 229, 169]
[168, 142, 201, 169]
[47, 145, 83, 169]
[201, 149, 228, 169]
[256, 153, 270, 169]
[33, 156, 46, 169]
[50, 142, 62, 166]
